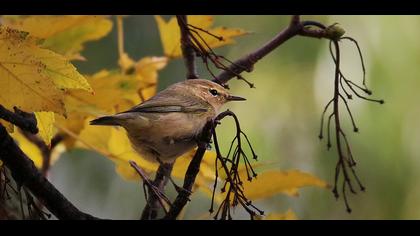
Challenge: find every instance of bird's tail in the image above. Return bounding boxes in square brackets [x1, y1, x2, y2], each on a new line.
[90, 115, 120, 126]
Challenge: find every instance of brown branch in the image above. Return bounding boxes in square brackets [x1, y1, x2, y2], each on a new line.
[0, 15, 337, 221]
[0, 105, 38, 134]
[159, 15, 213, 220]
[138, 15, 199, 220]
[136, 14, 201, 220]
[162, 15, 340, 220]
[209, 110, 261, 220]
[163, 121, 212, 220]
[20, 131, 64, 177]
[138, 15, 204, 220]
[136, 15, 198, 220]
[176, 15, 199, 80]
[0, 124, 100, 220]
[214, 16, 332, 84]
[129, 161, 172, 217]
[317, 33, 383, 212]
[140, 163, 173, 220]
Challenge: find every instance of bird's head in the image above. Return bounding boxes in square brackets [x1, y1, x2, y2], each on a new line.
[180, 79, 246, 112]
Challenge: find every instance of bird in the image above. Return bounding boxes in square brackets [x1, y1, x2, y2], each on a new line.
[89, 79, 246, 164]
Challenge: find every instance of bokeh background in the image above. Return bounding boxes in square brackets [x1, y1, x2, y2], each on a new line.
[47, 15, 419, 219]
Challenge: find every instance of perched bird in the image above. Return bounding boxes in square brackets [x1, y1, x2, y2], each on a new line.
[90, 79, 246, 164]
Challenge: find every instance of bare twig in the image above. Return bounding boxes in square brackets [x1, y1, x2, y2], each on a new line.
[177, 15, 199, 80]
[210, 110, 262, 220]
[163, 122, 213, 220]
[163, 15, 353, 220]
[0, 124, 100, 220]
[137, 15, 203, 220]
[129, 161, 172, 215]
[20, 131, 64, 177]
[18, 131, 64, 217]
[215, 16, 333, 84]
[140, 163, 173, 220]
[0, 15, 379, 221]
[317, 37, 383, 212]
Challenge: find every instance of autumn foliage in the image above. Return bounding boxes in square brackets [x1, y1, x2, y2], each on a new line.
[0, 15, 330, 220]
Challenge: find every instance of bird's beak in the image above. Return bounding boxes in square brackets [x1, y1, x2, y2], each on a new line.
[227, 95, 246, 101]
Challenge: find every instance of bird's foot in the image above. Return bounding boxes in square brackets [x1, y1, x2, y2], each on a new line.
[129, 160, 172, 206]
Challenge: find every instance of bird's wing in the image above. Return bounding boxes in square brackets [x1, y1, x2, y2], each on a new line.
[123, 90, 210, 114]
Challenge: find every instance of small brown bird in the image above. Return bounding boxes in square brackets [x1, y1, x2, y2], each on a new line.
[90, 79, 246, 164]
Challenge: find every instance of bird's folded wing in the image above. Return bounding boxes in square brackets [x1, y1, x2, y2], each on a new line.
[123, 93, 210, 114]
[127, 105, 208, 113]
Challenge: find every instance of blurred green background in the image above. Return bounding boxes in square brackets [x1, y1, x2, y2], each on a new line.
[48, 15, 420, 219]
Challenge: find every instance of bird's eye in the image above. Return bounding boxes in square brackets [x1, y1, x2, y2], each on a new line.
[209, 89, 218, 96]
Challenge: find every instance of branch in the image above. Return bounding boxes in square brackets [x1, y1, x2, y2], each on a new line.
[316, 31, 383, 212]
[0, 124, 100, 220]
[162, 15, 340, 220]
[140, 163, 173, 220]
[21, 131, 63, 177]
[163, 122, 212, 220]
[0, 105, 38, 134]
[176, 15, 199, 80]
[159, 15, 214, 220]
[139, 15, 203, 220]
[215, 16, 332, 84]
[209, 110, 261, 220]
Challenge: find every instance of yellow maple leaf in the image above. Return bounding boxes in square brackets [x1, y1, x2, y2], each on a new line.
[203, 169, 328, 211]
[2, 15, 113, 60]
[37, 48, 92, 92]
[134, 56, 168, 101]
[201, 27, 248, 49]
[119, 53, 135, 72]
[10, 130, 63, 169]
[242, 169, 330, 200]
[79, 57, 166, 111]
[55, 111, 88, 148]
[76, 120, 112, 152]
[55, 70, 142, 147]
[217, 160, 271, 182]
[0, 27, 65, 115]
[172, 149, 217, 182]
[154, 15, 248, 58]
[68, 70, 140, 113]
[0, 26, 91, 117]
[34, 111, 55, 146]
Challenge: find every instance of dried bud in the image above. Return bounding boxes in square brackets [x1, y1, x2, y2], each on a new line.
[326, 23, 346, 41]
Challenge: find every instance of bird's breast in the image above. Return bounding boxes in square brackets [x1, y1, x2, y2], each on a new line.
[125, 111, 213, 163]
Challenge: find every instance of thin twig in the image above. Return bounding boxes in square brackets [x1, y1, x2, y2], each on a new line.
[129, 160, 172, 220]
[215, 15, 333, 84]
[140, 163, 173, 220]
[163, 122, 213, 220]
[210, 110, 262, 220]
[176, 15, 199, 80]
[164, 15, 346, 220]
[0, 124, 100, 220]
[20, 131, 63, 177]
